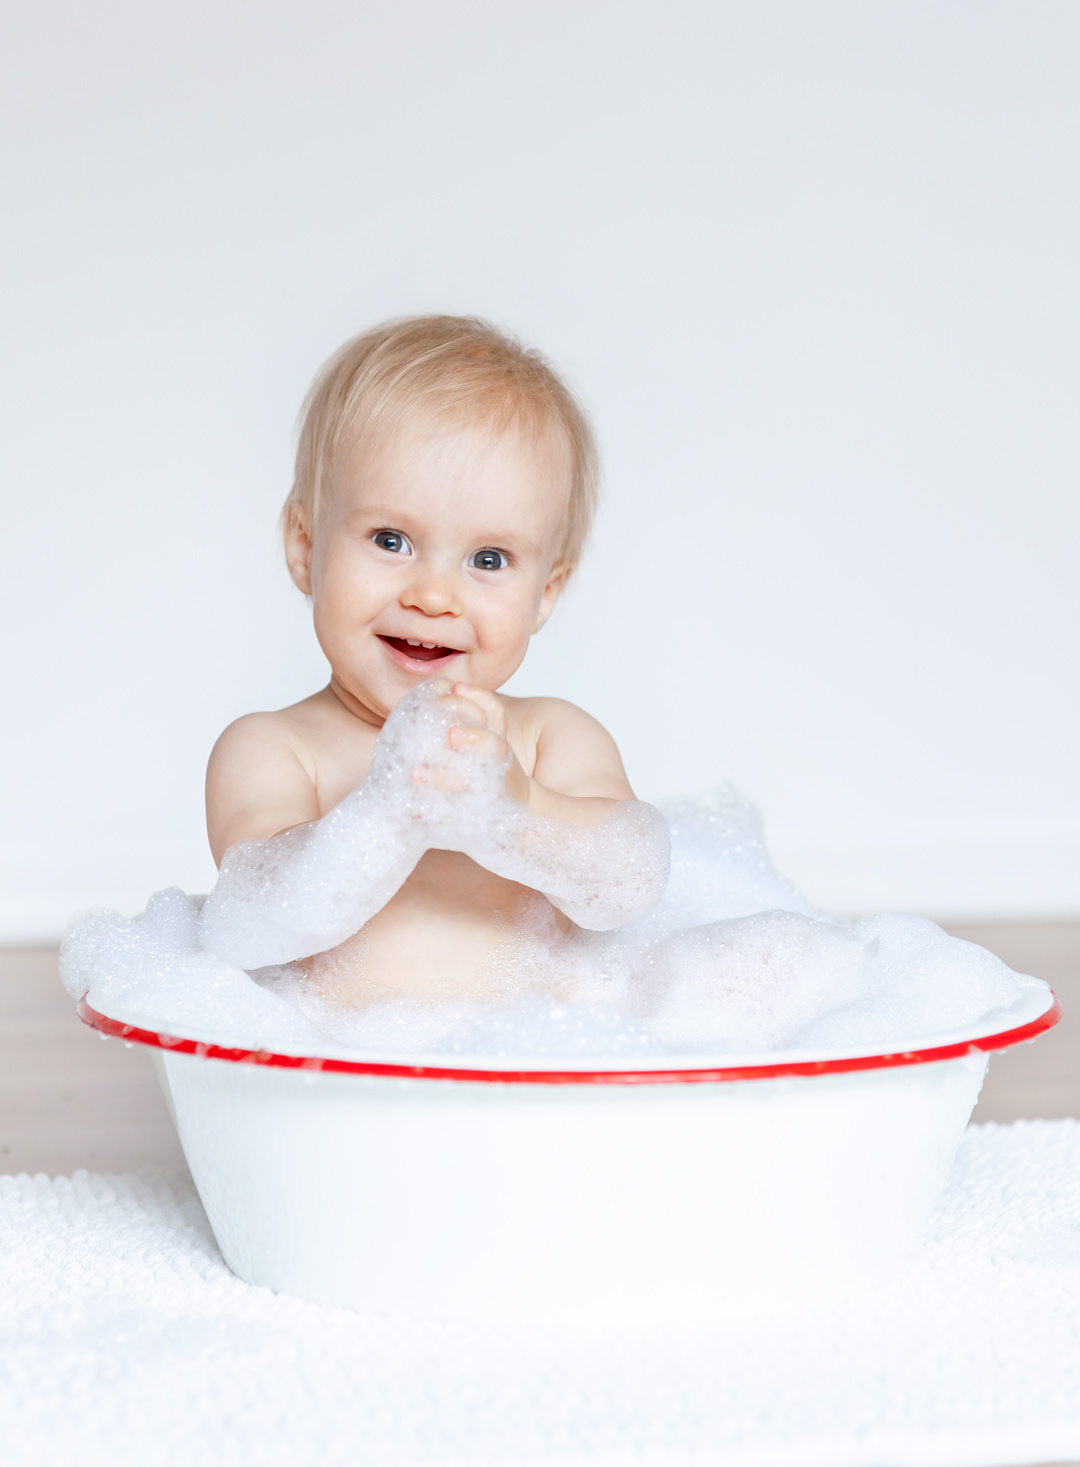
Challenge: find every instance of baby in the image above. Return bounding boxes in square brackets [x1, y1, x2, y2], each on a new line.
[198, 316, 670, 1008]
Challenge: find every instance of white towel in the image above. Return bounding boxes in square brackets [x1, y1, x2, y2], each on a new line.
[1, 1119, 1078, 1467]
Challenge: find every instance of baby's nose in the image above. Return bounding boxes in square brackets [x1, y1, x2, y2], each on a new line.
[400, 566, 462, 617]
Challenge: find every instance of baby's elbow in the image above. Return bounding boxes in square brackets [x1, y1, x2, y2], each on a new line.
[614, 802, 671, 920]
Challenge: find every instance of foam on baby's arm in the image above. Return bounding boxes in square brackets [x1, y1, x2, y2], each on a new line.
[459, 799, 670, 930]
[198, 681, 670, 968]
[197, 690, 446, 968]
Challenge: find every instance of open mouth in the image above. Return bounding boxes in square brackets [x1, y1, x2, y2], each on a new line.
[379, 636, 464, 671]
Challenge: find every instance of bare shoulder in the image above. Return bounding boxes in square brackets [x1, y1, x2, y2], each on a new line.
[209, 698, 323, 779]
[503, 694, 609, 744]
[205, 694, 335, 862]
[501, 695, 635, 800]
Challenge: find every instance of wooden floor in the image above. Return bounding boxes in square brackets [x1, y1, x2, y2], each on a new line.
[1, 922, 1077, 1176]
[0, 946, 185, 1175]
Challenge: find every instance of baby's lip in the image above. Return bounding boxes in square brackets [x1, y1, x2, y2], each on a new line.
[378, 635, 465, 672]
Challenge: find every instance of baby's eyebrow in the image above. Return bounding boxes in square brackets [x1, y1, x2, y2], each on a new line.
[466, 533, 544, 559]
[341, 502, 412, 524]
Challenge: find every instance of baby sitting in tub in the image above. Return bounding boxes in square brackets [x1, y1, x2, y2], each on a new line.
[59, 317, 1041, 1054]
[198, 316, 670, 1007]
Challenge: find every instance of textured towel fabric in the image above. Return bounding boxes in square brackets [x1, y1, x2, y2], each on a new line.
[1, 1121, 1079, 1467]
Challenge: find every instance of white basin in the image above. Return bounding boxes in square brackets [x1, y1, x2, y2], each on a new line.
[79, 990, 1060, 1322]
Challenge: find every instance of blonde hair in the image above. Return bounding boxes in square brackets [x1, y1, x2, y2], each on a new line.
[285, 315, 600, 565]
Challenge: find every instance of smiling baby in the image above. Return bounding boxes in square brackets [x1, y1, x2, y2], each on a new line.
[198, 316, 670, 1007]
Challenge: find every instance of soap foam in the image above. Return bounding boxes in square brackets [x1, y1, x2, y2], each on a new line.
[60, 762, 1045, 1061]
[197, 680, 671, 970]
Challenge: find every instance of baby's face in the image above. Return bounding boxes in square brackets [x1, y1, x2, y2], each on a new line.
[293, 421, 573, 722]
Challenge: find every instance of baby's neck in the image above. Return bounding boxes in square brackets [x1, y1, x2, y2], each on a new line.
[326, 674, 387, 730]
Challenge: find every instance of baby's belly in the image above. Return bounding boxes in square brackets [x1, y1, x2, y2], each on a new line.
[298, 849, 570, 1006]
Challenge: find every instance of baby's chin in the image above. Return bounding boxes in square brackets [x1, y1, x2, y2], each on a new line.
[328, 659, 458, 723]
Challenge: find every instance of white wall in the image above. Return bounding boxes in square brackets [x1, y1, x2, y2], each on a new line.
[2, 0, 1077, 940]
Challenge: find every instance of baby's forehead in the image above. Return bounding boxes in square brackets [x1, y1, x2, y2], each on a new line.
[327, 418, 573, 542]
[334, 417, 572, 498]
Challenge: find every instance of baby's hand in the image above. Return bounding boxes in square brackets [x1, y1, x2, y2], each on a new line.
[412, 681, 531, 804]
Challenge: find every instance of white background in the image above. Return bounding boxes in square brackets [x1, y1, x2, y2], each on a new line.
[2, 0, 1077, 940]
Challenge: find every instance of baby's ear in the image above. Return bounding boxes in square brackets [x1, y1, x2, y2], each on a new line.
[533, 560, 573, 633]
[283, 500, 313, 596]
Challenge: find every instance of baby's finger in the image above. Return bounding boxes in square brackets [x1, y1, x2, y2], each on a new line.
[411, 762, 468, 793]
[451, 683, 506, 735]
[431, 690, 487, 728]
[448, 725, 509, 761]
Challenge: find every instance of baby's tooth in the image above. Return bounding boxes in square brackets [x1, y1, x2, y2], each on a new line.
[421, 642, 436, 649]
[406, 639, 421, 646]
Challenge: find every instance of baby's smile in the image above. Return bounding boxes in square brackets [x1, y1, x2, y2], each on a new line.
[379, 635, 464, 673]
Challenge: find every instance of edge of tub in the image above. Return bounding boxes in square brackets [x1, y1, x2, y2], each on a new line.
[76, 991, 1062, 1086]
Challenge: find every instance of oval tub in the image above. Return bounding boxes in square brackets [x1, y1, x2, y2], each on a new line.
[79, 992, 1060, 1321]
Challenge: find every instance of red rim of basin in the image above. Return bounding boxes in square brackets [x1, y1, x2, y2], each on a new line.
[77, 993, 1062, 1086]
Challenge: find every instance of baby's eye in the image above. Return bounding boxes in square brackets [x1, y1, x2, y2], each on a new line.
[468, 549, 509, 571]
[372, 530, 411, 555]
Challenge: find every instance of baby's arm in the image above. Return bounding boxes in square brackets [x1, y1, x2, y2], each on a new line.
[198, 682, 669, 971]
[419, 686, 670, 930]
[198, 713, 429, 969]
